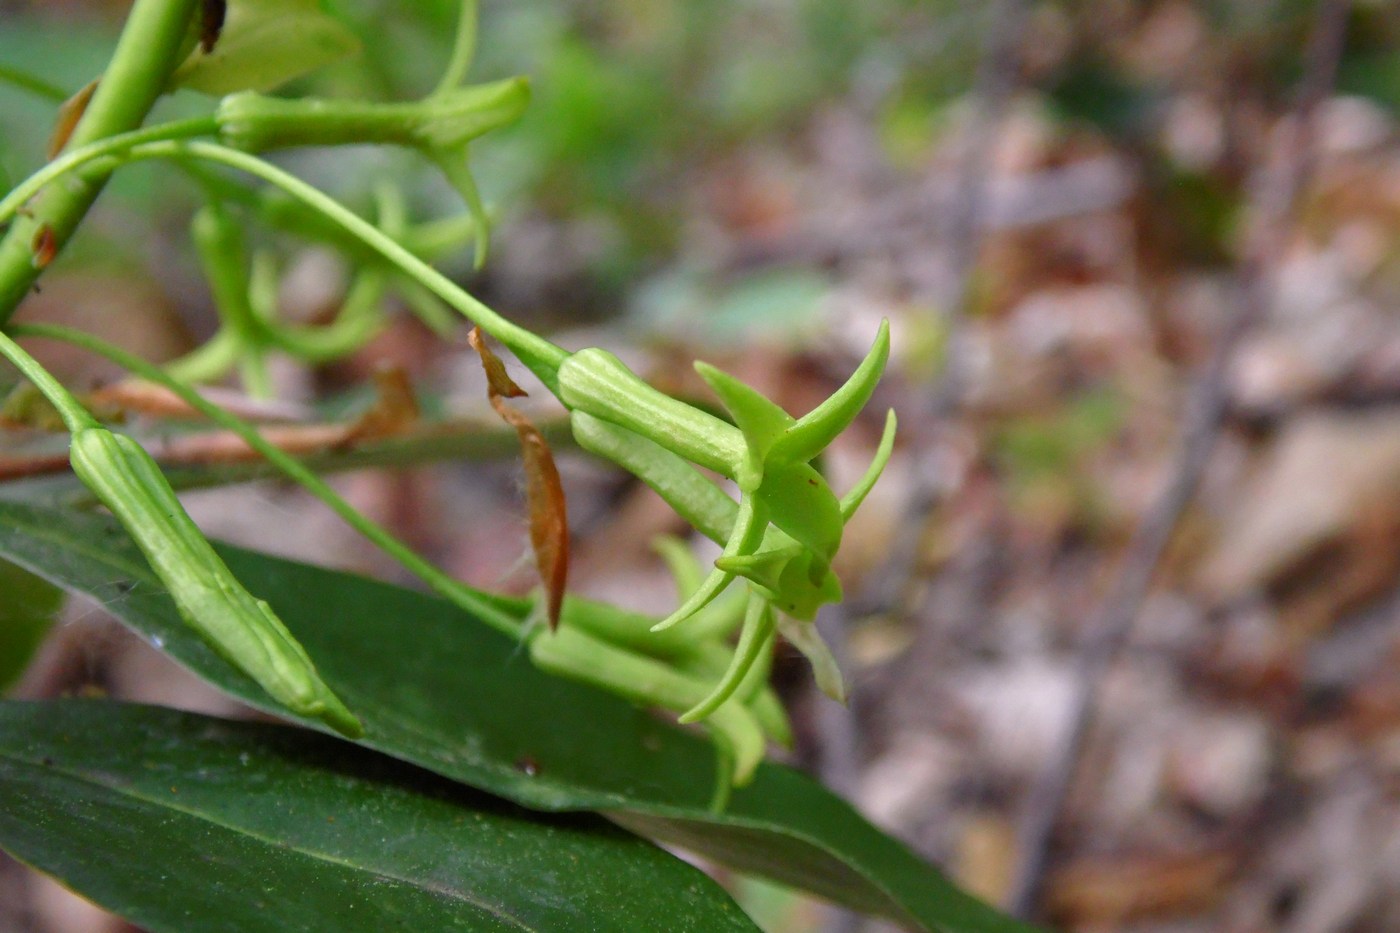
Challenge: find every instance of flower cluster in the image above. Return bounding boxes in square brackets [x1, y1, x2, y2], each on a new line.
[547, 323, 896, 758]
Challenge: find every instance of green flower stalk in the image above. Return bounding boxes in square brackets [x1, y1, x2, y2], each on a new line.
[215, 56, 528, 269]
[215, 78, 529, 154]
[0, 330, 360, 738]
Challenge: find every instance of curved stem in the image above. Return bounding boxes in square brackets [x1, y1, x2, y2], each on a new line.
[0, 331, 98, 433]
[0, 63, 68, 102]
[0, 0, 201, 323]
[0, 117, 217, 225]
[1, 130, 566, 389]
[432, 0, 479, 98]
[135, 140, 568, 390]
[12, 322, 528, 641]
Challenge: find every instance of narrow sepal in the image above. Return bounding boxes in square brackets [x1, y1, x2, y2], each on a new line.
[767, 318, 890, 466]
[680, 595, 777, 724]
[694, 360, 793, 491]
[840, 408, 897, 520]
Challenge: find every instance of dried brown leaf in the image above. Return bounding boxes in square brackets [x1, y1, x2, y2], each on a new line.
[349, 365, 421, 441]
[47, 78, 98, 160]
[468, 327, 569, 628]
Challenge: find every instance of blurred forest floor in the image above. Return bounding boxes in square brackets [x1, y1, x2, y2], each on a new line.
[7, 1, 1400, 931]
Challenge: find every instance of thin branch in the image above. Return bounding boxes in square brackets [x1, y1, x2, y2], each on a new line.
[1005, 0, 1354, 918]
[0, 416, 572, 489]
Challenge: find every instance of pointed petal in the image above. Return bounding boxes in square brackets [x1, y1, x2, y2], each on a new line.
[652, 495, 766, 632]
[694, 360, 793, 491]
[779, 617, 847, 704]
[761, 462, 843, 567]
[767, 319, 889, 466]
[671, 586, 749, 645]
[840, 408, 897, 520]
[677, 642, 791, 747]
[680, 596, 777, 724]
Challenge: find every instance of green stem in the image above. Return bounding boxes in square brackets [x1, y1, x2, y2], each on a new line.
[1, 128, 560, 385]
[18, 138, 568, 390]
[12, 322, 528, 641]
[0, 332, 98, 434]
[0, 63, 68, 103]
[0, 117, 217, 226]
[0, 0, 201, 322]
[431, 0, 479, 98]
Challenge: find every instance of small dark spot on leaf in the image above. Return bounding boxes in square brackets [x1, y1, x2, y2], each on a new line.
[514, 755, 541, 776]
[41, 757, 53, 766]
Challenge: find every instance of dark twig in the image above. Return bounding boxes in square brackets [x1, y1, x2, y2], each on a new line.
[1005, 0, 1353, 918]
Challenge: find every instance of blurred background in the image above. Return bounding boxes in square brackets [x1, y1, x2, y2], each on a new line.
[6, 0, 1400, 930]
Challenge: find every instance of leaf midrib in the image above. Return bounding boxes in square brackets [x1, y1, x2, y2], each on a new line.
[0, 747, 538, 932]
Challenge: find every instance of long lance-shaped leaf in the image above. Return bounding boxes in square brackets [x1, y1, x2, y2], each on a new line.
[0, 700, 759, 932]
[0, 498, 1045, 932]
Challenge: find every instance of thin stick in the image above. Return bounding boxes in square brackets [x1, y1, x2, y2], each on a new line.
[849, 0, 1028, 618]
[1005, 0, 1353, 917]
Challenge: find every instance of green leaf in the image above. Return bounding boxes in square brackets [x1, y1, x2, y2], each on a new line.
[0, 499, 1038, 933]
[171, 0, 361, 95]
[0, 700, 757, 932]
[0, 558, 62, 691]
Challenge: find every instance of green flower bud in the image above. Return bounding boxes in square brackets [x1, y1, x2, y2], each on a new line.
[559, 349, 744, 475]
[69, 426, 362, 738]
[216, 77, 529, 154]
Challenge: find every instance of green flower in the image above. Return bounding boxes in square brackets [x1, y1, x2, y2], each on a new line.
[556, 322, 896, 719]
